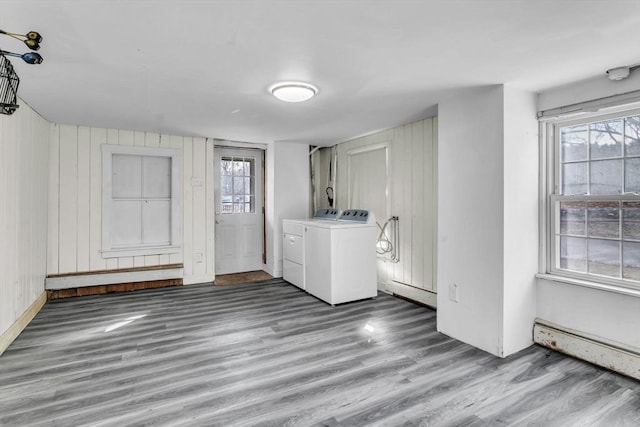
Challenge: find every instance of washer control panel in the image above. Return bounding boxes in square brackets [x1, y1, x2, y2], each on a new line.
[312, 208, 342, 220]
[339, 209, 374, 223]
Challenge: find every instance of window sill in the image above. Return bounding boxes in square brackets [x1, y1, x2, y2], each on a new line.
[536, 273, 640, 298]
[101, 245, 181, 259]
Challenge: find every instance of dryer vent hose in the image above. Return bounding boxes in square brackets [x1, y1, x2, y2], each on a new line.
[376, 216, 399, 262]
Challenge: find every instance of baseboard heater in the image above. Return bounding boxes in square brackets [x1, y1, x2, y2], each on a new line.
[386, 281, 437, 308]
[533, 319, 640, 380]
[45, 264, 184, 299]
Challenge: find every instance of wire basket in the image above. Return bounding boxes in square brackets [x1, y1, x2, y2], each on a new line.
[0, 52, 20, 115]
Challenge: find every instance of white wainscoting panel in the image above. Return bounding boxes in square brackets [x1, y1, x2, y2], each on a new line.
[47, 125, 214, 285]
[336, 117, 437, 302]
[0, 99, 50, 341]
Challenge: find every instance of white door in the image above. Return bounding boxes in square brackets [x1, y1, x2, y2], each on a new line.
[214, 147, 264, 275]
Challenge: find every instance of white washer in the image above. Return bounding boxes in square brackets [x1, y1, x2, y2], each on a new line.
[283, 209, 377, 305]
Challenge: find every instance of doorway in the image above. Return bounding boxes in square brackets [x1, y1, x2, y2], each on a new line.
[214, 147, 265, 275]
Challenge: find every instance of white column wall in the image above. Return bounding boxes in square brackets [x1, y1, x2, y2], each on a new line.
[265, 141, 309, 277]
[437, 85, 538, 357]
[437, 86, 506, 355]
[502, 87, 539, 355]
[0, 100, 49, 336]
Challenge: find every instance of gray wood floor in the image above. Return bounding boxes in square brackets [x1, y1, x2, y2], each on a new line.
[1, 279, 638, 427]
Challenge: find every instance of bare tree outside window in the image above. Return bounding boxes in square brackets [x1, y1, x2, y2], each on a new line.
[555, 113, 640, 284]
[220, 157, 255, 214]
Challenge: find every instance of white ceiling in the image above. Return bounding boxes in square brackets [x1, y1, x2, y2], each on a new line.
[3, 1, 640, 146]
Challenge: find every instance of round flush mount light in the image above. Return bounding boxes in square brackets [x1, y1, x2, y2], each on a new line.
[270, 82, 318, 103]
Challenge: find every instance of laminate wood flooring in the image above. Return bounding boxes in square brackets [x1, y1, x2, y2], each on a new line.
[1, 279, 638, 426]
[214, 271, 273, 286]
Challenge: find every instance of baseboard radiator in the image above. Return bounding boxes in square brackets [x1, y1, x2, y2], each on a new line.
[385, 281, 437, 308]
[534, 319, 640, 380]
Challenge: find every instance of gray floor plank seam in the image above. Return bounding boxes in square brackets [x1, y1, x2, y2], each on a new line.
[0, 280, 638, 427]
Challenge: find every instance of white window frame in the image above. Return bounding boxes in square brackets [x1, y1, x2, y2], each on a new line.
[102, 145, 182, 258]
[219, 155, 257, 214]
[539, 94, 640, 293]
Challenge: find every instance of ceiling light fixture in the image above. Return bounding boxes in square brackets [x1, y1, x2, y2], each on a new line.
[270, 82, 318, 103]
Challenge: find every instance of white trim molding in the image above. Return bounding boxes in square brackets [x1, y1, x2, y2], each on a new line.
[46, 267, 184, 290]
[0, 292, 47, 356]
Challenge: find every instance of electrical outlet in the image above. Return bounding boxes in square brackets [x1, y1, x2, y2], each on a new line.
[195, 253, 203, 263]
[449, 283, 459, 302]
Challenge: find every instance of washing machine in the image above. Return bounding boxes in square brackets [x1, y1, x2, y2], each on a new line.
[283, 209, 377, 305]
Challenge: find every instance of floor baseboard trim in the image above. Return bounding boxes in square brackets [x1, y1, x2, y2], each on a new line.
[534, 321, 640, 380]
[0, 292, 47, 356]
[386, 281, 437, 308]
[46, 266, 183, 290]
[47, 278, 183, 299]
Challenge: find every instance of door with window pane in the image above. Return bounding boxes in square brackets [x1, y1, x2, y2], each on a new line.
[214, 147, 264, 275]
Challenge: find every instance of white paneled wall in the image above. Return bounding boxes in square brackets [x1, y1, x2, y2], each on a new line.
[47, 124, 214, 284]
[0, 100, 49, 337]
[336, 117, 437, 301]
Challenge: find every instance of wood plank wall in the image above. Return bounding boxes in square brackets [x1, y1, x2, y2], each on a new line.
[336, 117, 437, 298]
[0, 100, 50, 336]
[47, 124, 215, 285]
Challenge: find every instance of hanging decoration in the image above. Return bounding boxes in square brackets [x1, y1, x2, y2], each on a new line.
[0, 29, 44, 115]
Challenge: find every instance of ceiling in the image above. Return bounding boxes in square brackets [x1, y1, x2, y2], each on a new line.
[3, 1, 640, 146]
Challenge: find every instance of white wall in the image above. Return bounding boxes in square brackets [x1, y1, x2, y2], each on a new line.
[502, 87, 539, 355]
[536, 73, 640, 352]
[538, 72, 640, 112]
[0, 100, 49, 336]
[438, 86, 505, 355]
[335, 118, 438, 299]
[265, 141, 309, 277]
[47, 125, 215, 285]
[437, 85, 538, 357]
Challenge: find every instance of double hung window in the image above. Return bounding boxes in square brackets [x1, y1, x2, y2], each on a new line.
[102, 145, 181, 257]
[544, 104, 640, 289]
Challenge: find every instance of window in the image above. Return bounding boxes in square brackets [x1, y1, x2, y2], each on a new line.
[220, 156, 255, 214]
[102, 145, 181, 257]
[544, 105, 640, 289]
